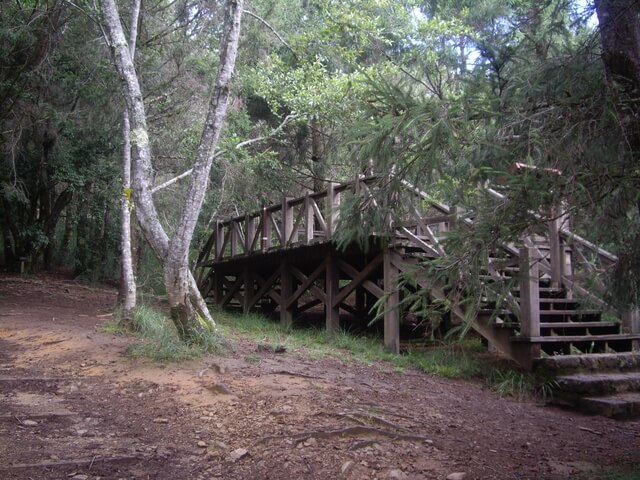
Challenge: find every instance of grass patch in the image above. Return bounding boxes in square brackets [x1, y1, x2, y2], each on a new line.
[213, 309, 533, 391]
[574, 466, 640, 480]
[99, 304, 222, 362]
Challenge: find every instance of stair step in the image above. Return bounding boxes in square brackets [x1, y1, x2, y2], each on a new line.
[534, 352, 640, 374]
[540, 321, 618, 329]
[539, 298, 579, 303]
[555, 372, 640, 396]
[578, 392, 640, 419]
[494, 321, 616, 329]
[539, 310, 601, 316]
[511, 333, 640, 343]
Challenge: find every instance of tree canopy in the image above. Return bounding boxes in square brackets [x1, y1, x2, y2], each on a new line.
[1, 0, 638, 312]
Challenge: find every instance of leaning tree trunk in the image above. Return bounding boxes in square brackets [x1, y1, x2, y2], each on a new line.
[101, 0, 243, 339]
[164, 0, 243, 337]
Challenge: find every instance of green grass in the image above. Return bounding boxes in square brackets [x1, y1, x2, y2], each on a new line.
[100, 305, 543, 396]
[574, 466, 640, 480]
[99, 304, 222, 362]
[213, 309, 538, 393]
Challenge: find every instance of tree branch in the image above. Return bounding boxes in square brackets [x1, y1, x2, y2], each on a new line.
[151, 112, 300, 194]
[242, 9, 298, 60]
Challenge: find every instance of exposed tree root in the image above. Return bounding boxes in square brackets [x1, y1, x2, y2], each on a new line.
[256, 426, 432, 445]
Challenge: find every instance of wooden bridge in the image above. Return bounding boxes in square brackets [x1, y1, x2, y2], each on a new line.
[196, 175, 640, 375]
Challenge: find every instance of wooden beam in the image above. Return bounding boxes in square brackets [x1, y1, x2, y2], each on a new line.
[251, 269, 282, 305]
[297, 298, 322, 314]
[310, 198, 327, 235]
[333, 255, 384, 307]
[288, 262, 327, 307]
[221, 276, 243, 307]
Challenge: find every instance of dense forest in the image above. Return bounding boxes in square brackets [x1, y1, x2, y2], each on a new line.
[1, 0, 639, 335]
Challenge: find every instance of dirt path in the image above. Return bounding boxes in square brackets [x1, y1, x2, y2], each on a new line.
[0, 275, 639, 479]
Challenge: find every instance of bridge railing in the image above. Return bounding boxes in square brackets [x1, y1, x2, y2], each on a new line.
[199, 176, 386, 264]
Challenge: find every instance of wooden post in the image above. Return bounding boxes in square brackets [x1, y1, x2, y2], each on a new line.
[563, 246, 573, 299]
[261, 208, 272, 252]
[622, 307, 639, 349]
[230, 221, 239, 257]
[280, 261, 293, 327]
[383, 248, 400, 353]
[325, 256, 340, 333]
[548, 207, 563, 288]
[622, 308, 639, 331]
[326, 182, 340, 239]
[304, 194, 313, 244]
[245, 216, 256, 254]
[243, 267, 253, 314]
[215, 221, 224, 259]
[213, 271, 224, 305]
[281, 197, 294, 246]
[519, 247, 540, 338]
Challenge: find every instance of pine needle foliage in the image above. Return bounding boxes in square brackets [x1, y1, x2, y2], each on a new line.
[336, 0, 640, 333]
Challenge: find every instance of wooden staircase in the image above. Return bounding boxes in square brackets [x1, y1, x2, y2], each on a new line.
[196, 175, 640, 417]
[397, 184, 640, 417]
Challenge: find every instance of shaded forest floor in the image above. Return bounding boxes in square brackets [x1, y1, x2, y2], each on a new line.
[0, 275, 639, 480]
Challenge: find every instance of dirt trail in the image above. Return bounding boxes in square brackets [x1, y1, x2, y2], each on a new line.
[0, 275, 639, 479]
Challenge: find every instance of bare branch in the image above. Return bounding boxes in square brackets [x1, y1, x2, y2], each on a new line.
[151, 113, 300, 194]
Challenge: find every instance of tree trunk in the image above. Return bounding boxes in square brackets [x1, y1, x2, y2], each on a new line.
[117, 0, 141, 324]
[101, 0, 243, 338]
[594, 0, 640, 89]
[595, 0, 640, 150]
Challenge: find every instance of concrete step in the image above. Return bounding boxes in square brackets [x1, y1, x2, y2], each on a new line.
[511, 333, 640, 344]
[555, 371, 640, 396]
[578, 392, 640, 419]
[534, 352, 640, 375]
